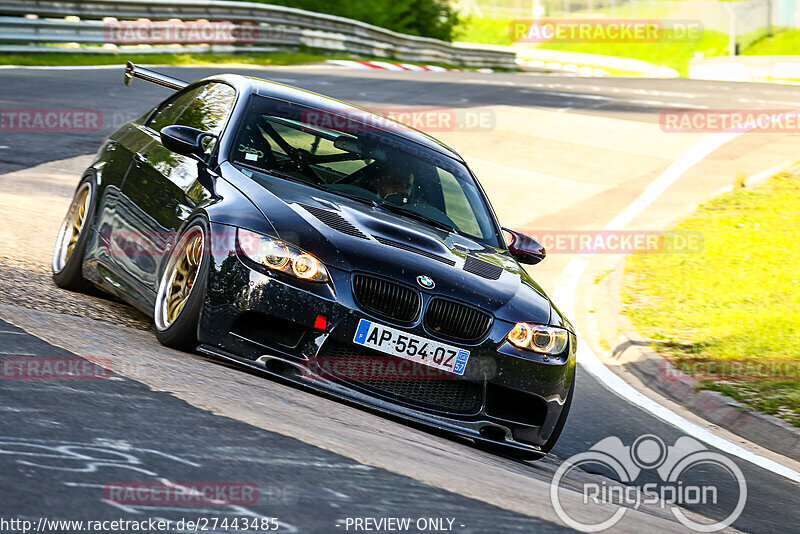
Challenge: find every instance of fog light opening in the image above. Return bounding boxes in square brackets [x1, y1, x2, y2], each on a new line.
[480, 425, 507, 442]
[263, 358, 300, 377]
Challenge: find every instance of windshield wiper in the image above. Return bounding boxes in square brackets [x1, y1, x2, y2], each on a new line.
[314, 187, 456, 234]
[374, 202, 457, 234]
[318, 188, 380, 208]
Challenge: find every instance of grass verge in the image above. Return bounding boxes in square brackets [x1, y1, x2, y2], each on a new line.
[453, 18, 730, 76]
[0, 50, 503, 72]
[0, 51, 331, 67]
[529, 30, 729, 76]
[622, 167, 800, 426]
[742, 28, 800, 55]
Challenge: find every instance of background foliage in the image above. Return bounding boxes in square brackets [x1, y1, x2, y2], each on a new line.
[255, 0, 459, 41]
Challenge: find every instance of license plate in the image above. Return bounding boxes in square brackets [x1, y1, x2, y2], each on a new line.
[352, 318, 470, 375]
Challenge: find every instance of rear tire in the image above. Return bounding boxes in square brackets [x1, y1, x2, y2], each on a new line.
[154, 218, 210, 351]
[52, 177, 94, 291]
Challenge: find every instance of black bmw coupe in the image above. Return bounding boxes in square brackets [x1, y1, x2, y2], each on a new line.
[53, 63, 576, 459]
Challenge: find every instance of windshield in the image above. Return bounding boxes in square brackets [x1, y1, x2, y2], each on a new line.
[229, 95, 502, 247]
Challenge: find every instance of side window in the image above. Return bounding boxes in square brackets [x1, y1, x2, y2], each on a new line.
[438, 169, 482, 237]
[146, 83, 236, 136]
[175, 83, 236, 135]
[146, 86, 205, 133]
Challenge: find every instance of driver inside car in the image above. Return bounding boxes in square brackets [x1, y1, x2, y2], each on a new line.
[371, 160, 414, 205]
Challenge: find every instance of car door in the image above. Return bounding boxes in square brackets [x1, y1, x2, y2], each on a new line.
[114, 82, 236, 305]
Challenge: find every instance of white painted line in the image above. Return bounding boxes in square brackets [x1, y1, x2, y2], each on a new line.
[539, 90, 615, 101]
[553, 111, 800, 482]
[627, 99, 708, 109]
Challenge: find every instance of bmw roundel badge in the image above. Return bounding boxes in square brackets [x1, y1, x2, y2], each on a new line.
[417, 275, 435, 289]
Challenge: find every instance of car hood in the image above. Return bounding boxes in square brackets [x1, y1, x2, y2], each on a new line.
[226, 165, 554, 325]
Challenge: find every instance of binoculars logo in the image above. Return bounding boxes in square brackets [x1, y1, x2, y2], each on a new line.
[550, 434, 747, 532]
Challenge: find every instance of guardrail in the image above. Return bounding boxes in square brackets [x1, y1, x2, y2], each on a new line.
[0, 0, 516, 68]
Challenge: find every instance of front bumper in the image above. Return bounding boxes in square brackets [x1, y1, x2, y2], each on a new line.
[199, 223, 576, 453]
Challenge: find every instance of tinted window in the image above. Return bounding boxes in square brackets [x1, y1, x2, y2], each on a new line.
[147, 86, 204, 133]
[230, 97, 501, 247]
[176, 83, 236, 135]
[147, 83, 236, 136]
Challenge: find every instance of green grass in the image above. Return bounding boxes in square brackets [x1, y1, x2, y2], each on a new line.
[622, 169, 800, 425]
[0, 51, 331, 67]
[742, 28, 800, 55]
[453, 16, 729, 76]
[524, 29, 729, 76]
[454, 17, 516, 46]
[0, 50, 502, 72]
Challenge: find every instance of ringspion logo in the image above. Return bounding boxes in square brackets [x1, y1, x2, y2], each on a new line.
[551, 434, 746, 531]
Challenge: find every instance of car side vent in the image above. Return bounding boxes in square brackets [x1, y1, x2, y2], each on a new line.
[424, 298, 492, 342]
[463, 255, 503, 280]
[299, 204, 368, 240]
[373, 236, 456, 266]
[352, 274, 421, 323]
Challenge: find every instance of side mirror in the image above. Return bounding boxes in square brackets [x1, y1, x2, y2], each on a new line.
[503, 227, 546, 265]
[160, 125, 215, 159]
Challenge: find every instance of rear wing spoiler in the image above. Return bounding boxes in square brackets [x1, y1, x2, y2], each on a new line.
[124, 61, 188, 91]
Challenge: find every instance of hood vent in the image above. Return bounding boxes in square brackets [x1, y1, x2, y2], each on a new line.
[373, 236, 456, 266]
[463, 255, 503, 280]
[300, 204, 368, 240]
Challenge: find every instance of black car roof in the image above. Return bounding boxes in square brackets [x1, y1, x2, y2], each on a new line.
[206, 74, 464, 162]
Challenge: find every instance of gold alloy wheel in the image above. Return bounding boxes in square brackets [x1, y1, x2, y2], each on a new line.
[53, 182, 91, 273]
[155, 226, 205, 330]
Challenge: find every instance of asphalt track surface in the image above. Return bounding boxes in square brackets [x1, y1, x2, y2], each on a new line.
[1, 65, 799, 533]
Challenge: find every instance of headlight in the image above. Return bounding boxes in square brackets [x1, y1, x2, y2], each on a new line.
[237, 228, 329, 282]
[507, 323, 568, 355]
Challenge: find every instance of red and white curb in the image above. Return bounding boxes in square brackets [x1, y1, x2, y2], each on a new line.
[326, 59, 487, 73]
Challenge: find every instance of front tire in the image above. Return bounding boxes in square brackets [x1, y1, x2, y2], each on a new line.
[154, 218, 210, 350]
[52, 177, 94, 291]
